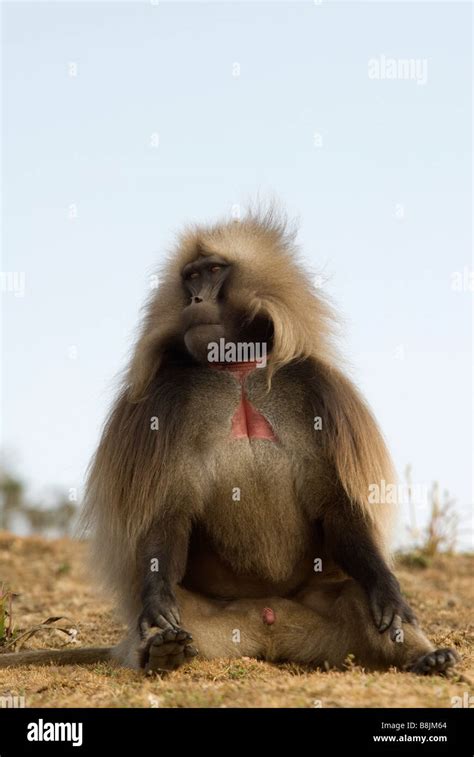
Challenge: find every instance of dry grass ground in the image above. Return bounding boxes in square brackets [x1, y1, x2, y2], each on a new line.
[0, 532, 472, 708]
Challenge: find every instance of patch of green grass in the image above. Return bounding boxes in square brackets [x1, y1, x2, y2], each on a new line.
[55, 562, 71, 576]
[226, 662, 253, 679]
[397, 551, 431, 569]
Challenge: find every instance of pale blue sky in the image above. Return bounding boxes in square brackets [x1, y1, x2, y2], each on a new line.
[2, 1, 472, 547]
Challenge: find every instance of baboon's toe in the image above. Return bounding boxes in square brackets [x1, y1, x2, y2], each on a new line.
[140, 627, 198, 673]
[408, 647, 458, 675]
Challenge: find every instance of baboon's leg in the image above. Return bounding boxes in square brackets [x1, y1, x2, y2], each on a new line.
[277, 580, 444, 672]
[118, 587, 269, 671]
[127, 582, 457, 674]
[185, 582, 457, 673]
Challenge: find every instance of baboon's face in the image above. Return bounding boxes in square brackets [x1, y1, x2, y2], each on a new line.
[180, 253, 273, 364]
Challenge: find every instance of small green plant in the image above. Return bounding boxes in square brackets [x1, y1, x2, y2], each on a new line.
[397, 550, 431, 569]
[343, 653, 356, 670]
[227, 663, 251, 680]
[56, 562, 71, 576]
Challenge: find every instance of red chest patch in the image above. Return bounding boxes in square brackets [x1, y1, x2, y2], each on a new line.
[212, 361, 278, 442]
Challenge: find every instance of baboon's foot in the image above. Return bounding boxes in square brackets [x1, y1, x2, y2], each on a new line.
[407, 647, 458, 676]
[140, 628, 198, 674]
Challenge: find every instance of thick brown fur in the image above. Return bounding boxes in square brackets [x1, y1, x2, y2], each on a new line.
[1, 210, 457, 675]
[82, 211, 395, 627]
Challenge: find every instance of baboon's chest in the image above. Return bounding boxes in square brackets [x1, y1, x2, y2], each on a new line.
[210, 361, 278, 442]
[182, 363, 329, 580]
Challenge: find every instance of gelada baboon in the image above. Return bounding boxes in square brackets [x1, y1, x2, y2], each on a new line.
[0, 211, 457, 675]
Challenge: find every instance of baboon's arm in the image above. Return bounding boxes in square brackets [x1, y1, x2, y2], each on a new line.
[323, 500, 417, 640]
[138, 516, 191, 636]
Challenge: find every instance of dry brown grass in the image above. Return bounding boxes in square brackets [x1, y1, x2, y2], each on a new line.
[0, 532, 472, 708]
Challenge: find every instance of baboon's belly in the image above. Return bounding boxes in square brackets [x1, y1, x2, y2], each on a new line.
[183, 526, 315, 599]
[186, 439, 319, 595]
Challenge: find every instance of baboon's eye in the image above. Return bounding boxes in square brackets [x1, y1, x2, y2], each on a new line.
[189, 272, 200, 280]
[210, 265, 222, 273]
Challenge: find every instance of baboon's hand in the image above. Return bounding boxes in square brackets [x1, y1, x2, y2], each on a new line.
[139, 583, 181, 639]
[368, 575, 418, 641]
